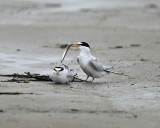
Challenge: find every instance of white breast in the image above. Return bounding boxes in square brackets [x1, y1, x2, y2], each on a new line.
[78, 55, 103, 78]
[50, 70, 72, 84]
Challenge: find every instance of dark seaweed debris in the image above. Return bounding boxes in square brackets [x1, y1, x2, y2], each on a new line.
[0, 92, 34, 95]
[0, 72, 85, 83]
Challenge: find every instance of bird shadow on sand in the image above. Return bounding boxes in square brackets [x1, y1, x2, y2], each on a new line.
[48, 82, 70, 86]
[74, 81, 108, 86]
[47, 81, 107, 87]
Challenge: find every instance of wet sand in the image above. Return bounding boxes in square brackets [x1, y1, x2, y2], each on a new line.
[0, 0, 160, 128]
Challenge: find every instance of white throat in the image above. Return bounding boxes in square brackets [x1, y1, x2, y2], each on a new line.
[79, 46, 91, 56]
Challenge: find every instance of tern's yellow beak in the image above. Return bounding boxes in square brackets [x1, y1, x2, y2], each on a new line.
[72, 43, 79, 47]
[56, 70, 60, 75]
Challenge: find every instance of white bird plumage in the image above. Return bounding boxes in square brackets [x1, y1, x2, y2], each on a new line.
[50, 65, 74, 84]
[72, 42, 111, 82]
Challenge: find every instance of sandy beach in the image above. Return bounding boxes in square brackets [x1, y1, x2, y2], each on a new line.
[0, 0, 160, 128]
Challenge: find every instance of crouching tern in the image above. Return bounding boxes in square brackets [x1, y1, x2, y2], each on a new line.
[50, 65, 74, 84]
[62, 42, 127, 82]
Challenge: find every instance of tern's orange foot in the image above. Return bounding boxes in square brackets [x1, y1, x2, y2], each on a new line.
[90, 77, 94, 82]
[85, 76, 89, 81]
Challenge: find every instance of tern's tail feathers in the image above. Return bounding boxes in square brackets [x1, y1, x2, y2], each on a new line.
[104, 70, 129, 77]
[103, 65, 112, 70]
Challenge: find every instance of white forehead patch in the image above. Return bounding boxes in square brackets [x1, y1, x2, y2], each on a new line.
[78, 42, 82, 45]
[54, 67, 63, 71]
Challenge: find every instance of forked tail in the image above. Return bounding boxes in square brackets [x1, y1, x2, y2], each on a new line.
[104, 70, 129, 77]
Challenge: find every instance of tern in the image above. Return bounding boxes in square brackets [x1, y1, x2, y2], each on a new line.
[50, 65, 74, 84]
[71, 42, 125, 82]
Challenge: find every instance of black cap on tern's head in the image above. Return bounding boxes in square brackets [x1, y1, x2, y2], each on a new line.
[72, 42, 90, 49]
[78, 42, 90, 48]
[54, 67, 64, 74]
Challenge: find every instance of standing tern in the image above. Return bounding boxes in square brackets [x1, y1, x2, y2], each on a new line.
[70, 42, 126, 82]
[50, 65, 74, 84]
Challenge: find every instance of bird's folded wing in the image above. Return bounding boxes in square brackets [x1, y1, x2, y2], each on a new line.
[67, 73, 74, 81]
[89, 58, 104, 71]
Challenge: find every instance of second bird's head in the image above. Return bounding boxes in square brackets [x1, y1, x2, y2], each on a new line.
[71, 42, 90, 51]
[54, 67, 64, 75]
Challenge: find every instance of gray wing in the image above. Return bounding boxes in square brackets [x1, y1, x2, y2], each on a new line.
[89, 57, 104, 71]
[67, 73, 74, 81]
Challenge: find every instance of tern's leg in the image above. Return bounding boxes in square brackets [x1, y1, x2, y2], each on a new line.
[91, 77, 94, 82]
[85, 76, 89, 81]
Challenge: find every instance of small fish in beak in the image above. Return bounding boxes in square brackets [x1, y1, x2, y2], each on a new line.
[61, 44, 72, 63]
[61, 43, 80, 63]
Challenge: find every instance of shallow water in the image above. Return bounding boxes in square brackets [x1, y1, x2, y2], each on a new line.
[26, 0, 147, 12]
[0, 52, 59, 74]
